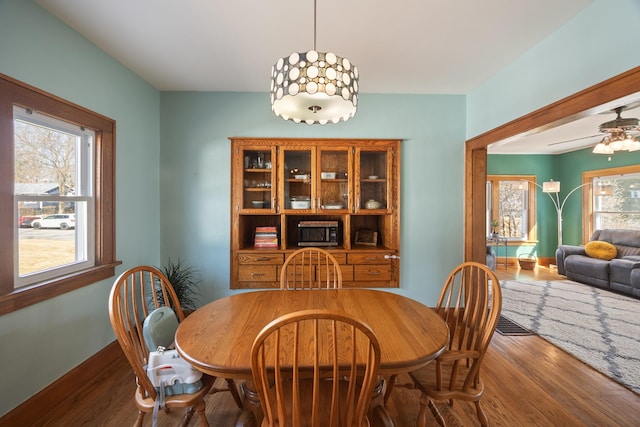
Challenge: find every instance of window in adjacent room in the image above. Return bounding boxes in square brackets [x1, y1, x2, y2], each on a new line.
[0, 74, 118, 315]
[583, 165, 640, 239]
[486, 175, 537, 241]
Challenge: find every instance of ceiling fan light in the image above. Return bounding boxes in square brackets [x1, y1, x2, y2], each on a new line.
[592, 141, 614, 154]
[595, 106, 640, 154]
[620, 133, 635, 151]
[610, 137, 624, 151]
[628, 139, 640, 152]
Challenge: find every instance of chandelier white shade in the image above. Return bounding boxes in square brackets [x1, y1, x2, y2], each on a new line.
[270, 51, 358, 125]
[270, 0, 359, 125]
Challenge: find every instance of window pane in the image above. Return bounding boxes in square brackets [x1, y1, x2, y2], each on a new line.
[498, 180, 528, 239]
[14, 109, 93, 288]
[14, 118, 77, 196]
[593, 173, 640, 230]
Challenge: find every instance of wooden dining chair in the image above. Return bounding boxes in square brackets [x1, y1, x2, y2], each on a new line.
[280, 247, 343, 289]
[250, 309, 382, 427]
[108, 265, 242, 427]
[408, 261, 502, 427]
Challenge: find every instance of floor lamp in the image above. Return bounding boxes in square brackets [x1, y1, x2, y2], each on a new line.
[532, 180, 591, 247]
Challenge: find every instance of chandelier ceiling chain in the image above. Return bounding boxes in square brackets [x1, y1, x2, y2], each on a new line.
[270, 0, 359, 125]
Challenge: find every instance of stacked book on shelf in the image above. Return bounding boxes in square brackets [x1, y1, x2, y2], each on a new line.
[254, 226, 278, 248]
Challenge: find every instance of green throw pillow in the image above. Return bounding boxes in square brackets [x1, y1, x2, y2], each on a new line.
[585, 241, 617, 260]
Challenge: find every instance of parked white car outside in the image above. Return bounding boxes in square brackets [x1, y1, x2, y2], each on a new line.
[31, 214, 75, 230]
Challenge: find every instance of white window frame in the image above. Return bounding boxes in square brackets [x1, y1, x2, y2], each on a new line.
[13, 107, 96, 287]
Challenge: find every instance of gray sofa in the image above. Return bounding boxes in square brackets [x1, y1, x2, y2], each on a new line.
[556, 229, 640, 298]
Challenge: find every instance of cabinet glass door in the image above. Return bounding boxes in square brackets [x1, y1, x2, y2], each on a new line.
[317, 148, 351, 212]
[280, 147, 314, 211]
[241, 147, 275, 211]
[357, 149, 391, 212]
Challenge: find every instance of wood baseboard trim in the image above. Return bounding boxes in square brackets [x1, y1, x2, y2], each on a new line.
[536, 256, 555, 267]
[0, 340, 122, 426]
[498, 256, 555, 268]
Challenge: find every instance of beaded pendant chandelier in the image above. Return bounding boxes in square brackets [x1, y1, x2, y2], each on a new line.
[269, 0, 359, 125]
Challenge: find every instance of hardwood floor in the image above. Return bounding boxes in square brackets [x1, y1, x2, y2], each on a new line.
[27, 266, 640, 426]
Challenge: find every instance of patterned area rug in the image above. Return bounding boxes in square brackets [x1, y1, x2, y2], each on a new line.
[500, 279, 640, 395]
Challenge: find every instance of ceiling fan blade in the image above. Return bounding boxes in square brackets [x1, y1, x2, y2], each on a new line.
[547, 134, 601, 146]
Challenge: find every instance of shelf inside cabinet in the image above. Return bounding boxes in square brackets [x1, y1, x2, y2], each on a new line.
[245, 168, 272, 173]
[237, 214, 280, 249]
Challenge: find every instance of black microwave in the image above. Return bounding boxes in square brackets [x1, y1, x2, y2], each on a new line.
[297, 220, 341, 246]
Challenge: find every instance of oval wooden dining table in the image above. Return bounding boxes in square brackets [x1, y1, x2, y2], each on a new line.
[175, 288, 449, 426]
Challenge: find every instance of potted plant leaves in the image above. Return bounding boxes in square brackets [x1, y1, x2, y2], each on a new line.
[156, 258, 200, 314]
[491, 219, 500, 238]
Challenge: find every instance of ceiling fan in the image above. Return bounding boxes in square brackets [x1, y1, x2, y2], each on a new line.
[598, 106, 640, 132]
[548, 105, 640, 149]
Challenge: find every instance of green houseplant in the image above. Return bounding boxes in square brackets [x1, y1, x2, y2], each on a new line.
[491, 219, 500, 237]
[156, 258, 201, 313]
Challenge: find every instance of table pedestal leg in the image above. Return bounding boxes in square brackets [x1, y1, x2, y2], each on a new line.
[238, 381, 263, 426]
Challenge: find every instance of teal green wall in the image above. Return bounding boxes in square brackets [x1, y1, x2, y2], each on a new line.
[159, 92, 467, 304]
[487, 155, 557, 258]
[0, 0, 161, 416]
[1, 0, 640, 418]
[488, 149, 640, 257]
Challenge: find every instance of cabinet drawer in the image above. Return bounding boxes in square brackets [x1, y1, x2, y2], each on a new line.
[330, 253, 347, 264]
[354, 265, 391, 281]
[318, 265, 354, 282]
[238, 265, 277, 281]
[238, 253, 284, 265]
[279, 266, 314, 283]
[348, 253, 391, 265]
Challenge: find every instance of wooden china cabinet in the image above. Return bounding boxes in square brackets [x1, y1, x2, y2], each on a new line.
[230, 137, 401, 289]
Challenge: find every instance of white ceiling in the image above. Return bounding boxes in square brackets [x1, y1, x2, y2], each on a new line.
[35, 0, 635, 154]
[488, 101, 640, 155]
[36, 0, 591, 94]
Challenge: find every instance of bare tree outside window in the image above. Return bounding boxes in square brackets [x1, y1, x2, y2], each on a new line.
[498, 181, 527, 238]
[15, 119, 77, 214]
[487, 175, 535, 241]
